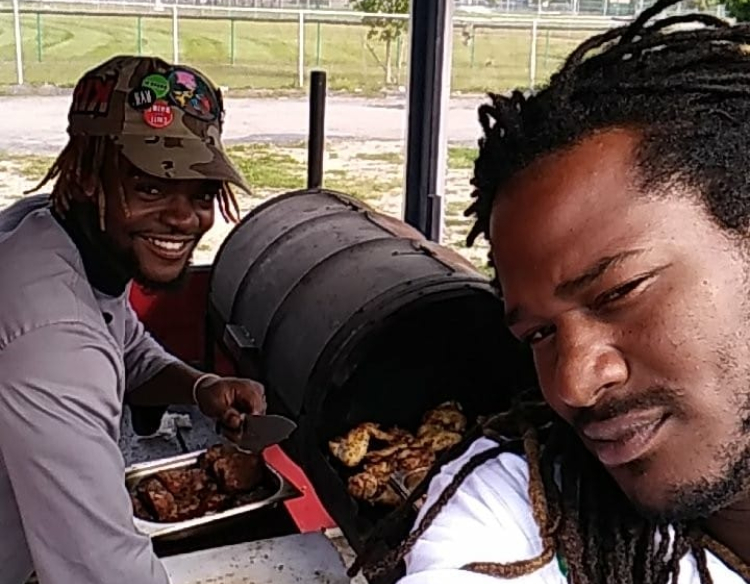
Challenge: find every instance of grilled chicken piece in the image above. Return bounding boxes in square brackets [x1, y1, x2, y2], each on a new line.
[198, 444, 232, 470]
[364, 441, 410, 462]
[329, 423, 377, 467]
[155, 468, 210, 497]
[419, 401, 467, 434]
[329, 423, 411, 467]
[348, 471, 380, 500]
[138, 478, 180, 522]
[174, 495, 203, 521]
[201, 488, 229, 515]
[413, 429, 463, 453]
[395, 447, 435, 472]
[339, 403, 469, 507]
[348, 468, 407, 507]
[131, 494, 152, 521]
[212, 451, 264, 493]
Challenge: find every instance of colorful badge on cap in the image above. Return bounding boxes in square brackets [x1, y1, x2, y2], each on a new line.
[128, 87, 156, 110]
[167, 68, 219, 122]
[143, 100, 174, 129]
[141, 74, 170, 99]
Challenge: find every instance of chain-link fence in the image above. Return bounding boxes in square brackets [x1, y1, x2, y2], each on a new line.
[0, 0, 726, 93]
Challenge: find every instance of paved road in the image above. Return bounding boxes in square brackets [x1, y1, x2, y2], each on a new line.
[2, 94, 486, 154]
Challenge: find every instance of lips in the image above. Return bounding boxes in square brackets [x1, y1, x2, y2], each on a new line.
[580, 410, 670, 467]
[138, 235, 195, 261]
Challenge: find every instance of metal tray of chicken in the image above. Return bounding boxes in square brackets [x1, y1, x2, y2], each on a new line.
[125, 449, 300, 540]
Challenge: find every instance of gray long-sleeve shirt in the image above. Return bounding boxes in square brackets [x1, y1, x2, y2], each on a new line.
[0, 196, 177, 584]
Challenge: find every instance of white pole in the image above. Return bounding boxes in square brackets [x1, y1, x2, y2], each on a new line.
[12, 0, 24, 85]
[433, 0, 454, 244]
[172, 5, 179, 63]
[298, 11, 305, 89]
[529, 19, 538, 90]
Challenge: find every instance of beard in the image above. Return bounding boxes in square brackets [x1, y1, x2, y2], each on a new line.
[133, 260, 192, 293]
[636, 440, 750, 524]
[629, 388, 750, 525]
[111, 240, 194, 293]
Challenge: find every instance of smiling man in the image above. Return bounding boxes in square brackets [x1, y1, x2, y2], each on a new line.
[354, 0, 750, 583]
[0, 56, 265, 584]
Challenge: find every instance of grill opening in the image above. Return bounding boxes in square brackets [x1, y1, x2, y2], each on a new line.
[298, 290, 536, 550]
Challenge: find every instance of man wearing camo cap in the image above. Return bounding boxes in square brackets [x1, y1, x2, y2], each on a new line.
[0, 56, 266, 584]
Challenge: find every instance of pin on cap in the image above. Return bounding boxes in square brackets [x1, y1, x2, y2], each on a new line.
[128, 87, 156, 110]
[141, 73, 170, 99]
[143, 100, 174, 129]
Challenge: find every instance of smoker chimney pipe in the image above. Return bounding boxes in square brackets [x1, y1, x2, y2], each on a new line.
[307, 70, 327, 190]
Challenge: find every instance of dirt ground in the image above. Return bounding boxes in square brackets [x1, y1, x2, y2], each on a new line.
[0, 139, 491, 272]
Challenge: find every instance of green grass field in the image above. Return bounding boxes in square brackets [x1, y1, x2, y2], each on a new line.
[0, 10, 601, 92]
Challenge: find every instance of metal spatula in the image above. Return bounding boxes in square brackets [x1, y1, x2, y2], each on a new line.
[216, 414, 297, 453]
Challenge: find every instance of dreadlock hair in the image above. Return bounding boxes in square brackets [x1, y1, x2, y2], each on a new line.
[26, 135, 240, 230]
[352, 1, 750, 582]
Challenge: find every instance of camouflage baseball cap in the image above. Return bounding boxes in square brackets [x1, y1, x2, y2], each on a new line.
[67, 55, 250, 193]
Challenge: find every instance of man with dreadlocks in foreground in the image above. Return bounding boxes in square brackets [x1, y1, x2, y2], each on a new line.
[352, 0, 750, 583]
[0, 56, 266, 584]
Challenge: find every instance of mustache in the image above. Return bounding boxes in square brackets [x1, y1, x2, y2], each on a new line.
[571, 387, 680, 431]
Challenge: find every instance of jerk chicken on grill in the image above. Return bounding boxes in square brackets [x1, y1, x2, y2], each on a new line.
[131, 445, 266, 522]
[328, 401, 468, 507]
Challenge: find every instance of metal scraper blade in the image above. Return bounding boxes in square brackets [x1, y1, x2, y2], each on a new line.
[217, 414, 297, 453]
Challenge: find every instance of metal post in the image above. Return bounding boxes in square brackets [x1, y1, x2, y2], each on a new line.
[137, 15, 143, 55]
[529, 20, 538, 90]
[172, 5, 179, 64]
[12, 0, 23, 85]
[298, 12, 305, 88]
[470, 31, 476, 68]
[307, 70, 326, 189]
[230, 18, 236, 65]
[36, 13, 42, 62]
[316, 21, 321, 66]
[403, 0, 453, 242]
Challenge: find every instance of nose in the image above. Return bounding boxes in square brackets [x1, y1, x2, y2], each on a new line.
[549, 315, 629, 410]
[161, 193, 199, 232]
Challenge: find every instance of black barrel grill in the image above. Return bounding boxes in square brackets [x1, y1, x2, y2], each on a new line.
[205, 187, 536, 555]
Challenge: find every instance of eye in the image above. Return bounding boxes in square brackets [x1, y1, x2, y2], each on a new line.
[522, 324, 556, 346]
[196, 192, 216, 204]
[594, 275, 653, 308]
[135, 183, 163, 199]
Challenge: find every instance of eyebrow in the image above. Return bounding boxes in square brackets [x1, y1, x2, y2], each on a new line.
[504, 249, 646, 328]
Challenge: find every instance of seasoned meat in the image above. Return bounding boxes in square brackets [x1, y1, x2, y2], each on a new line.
[329, 423, 378, 467]
[419, 401, 467, 434]
[348, 472, 380, 500]
[212, 451, 264, 493]
[413, 429, 463, 453]
[201, 491, 230, 514]
[347, 472, 401, 507]
[329, 423, 413, 468]
[198, 444, 231, 470]
[155, 468, 210, 497]
[336, 402, 472, 507]
[139, 478, 179, 522]
[131, 494, 152, 521]
[131, 444, 269, 523]
[395, 447, 435, 472]
[173, 495, 203, 521]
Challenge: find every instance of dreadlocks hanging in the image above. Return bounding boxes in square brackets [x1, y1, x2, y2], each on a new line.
[352, 0, 750, 582]
[25, 135, 241, 230]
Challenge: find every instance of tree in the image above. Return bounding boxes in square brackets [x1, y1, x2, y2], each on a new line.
[726, 0, 750, 21]
[350, 0, 410, 86]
